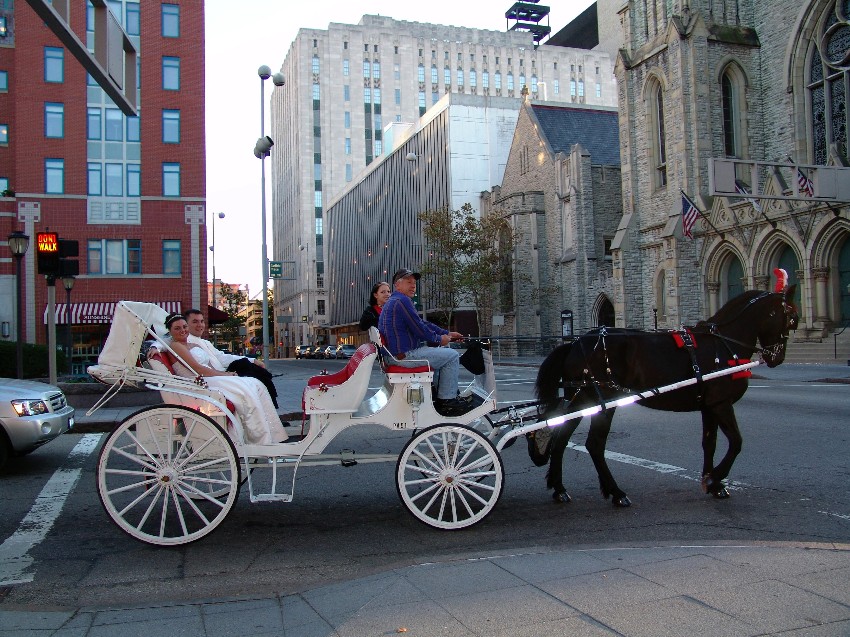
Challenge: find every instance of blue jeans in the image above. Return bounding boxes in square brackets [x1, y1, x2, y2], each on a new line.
[392, 345, 460, 400]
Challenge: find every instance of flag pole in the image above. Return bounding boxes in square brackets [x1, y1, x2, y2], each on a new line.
[682, 190, 724, 239]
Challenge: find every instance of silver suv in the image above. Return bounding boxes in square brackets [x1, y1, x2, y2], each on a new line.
[0, 378, 75, 471]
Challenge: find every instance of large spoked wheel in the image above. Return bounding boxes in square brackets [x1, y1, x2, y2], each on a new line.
[396, 424, 504, 530]
[96, 405, 240, 546]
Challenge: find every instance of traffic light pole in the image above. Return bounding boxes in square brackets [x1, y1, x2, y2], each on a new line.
[46, 277, 57, 385]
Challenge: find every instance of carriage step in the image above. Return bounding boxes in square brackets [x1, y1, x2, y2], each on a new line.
[249, 493, 293, 503]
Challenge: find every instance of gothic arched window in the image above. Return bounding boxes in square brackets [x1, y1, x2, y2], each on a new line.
[721, 63, 748, 159]
[806, 2, 850, 164]
[648, 78, 667, 188]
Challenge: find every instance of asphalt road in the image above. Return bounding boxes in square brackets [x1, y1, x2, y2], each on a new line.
[1, 360, 848, 609]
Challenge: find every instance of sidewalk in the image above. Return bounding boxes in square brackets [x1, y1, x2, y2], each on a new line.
[2, 542, 849, 636]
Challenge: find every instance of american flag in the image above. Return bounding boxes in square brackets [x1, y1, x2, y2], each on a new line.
[681, 191, 700, 239]
[735, 180, 763, 214]
[797, 167, 814, 197]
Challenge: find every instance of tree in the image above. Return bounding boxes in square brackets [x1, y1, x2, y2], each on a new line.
[216, 283, 247, 346]
[419, 203, 523, 335]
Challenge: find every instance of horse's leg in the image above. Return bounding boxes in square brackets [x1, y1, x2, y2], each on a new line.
[701, 402, 742, 499]
[546, 418, 581, 503]
[584, 408, 631, 507]
[700, 408, 719, 492]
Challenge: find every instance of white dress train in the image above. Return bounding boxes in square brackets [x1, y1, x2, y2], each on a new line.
[174, 346, 287, 445]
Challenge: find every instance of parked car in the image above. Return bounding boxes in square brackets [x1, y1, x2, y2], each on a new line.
[321, 345, 336, 359]
[335, 344, 358, 359]
[294, 344, 312, 359]
[0, 378, 75, 471]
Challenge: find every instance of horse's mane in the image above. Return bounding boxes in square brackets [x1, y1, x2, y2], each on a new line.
[697, 290, 765, 327]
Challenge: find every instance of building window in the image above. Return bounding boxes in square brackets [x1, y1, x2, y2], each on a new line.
[105, 108, 123, 141]
[312, 84, 320, 100]
[0, 124, 7, 144]
[105, 163, 123, 196]
[127, 164, 140, 197]
[312, 55, 320, 74]
[162, 109, 180, 143]
[531, 75, 537, 93]
[431, 65, 438, 84]
[372, 61, 380, 79]
[570, 79, 576, 96]
[554, 79, 560, 94]
[395, 88, 401, 104]
[345, 163, 352, 181]
[126, 2, 140, 36]
[163, 162, 180, 196]
[87, 163, 102, 196]
[127, 116, 140, 142]
[470, 69, 477, 88]
[317, 299, 326, 315]
[375, 139, 382, 155]
[418, 91, 426, 108]
[578, 80, 584, 96]
[457, 69, 464, 87]
[343, 84, 350, 101]
[45, 158, 64, 194]
[362, 59, 370, 77]
[596, 83, 601, 98]
[44, 47, 64, 83]
[161, 4, 179, 37]
[507, 72, 514, 91]
[520, 74, 526, 89]
[343, 59, 349, 76]
[87, 108, 101, 140]
[345, 138, 351, 154]
[88, 239, 142, 275]
[0, 71, 7, 91]
[444, 67, 451, 86]
[394, 63, 400, 79]
[482, 71, 489, 89]
[721, 63, 747, 159]
[432, 91, 439, 104]
[314, 191, 322, 208]
[373, 88, 381, 104]
[418, 64, 425, 82]
[0, 177, 8, 193]
[344, 111, 350, 128]
[162, 240, 181, 275]
[649, 80, 667, 188]
[45, 103, 64, 138]
[363, 87, 370, 103]
[495, 71, 501, 90]
[162, 57, 180, 90]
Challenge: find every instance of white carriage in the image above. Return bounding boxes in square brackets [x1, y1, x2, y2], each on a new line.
[88, 301, 514, 546]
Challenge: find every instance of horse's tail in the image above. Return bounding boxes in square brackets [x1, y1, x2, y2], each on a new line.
[527, 343, 574, 467]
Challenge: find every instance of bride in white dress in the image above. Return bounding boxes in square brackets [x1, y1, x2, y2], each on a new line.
[165, 314, 287, 445]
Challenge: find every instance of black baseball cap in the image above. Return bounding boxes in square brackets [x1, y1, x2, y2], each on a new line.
[392, 268, 421, 284]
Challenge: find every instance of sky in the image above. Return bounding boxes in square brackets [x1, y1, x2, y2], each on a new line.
[204, 0, 596, 297]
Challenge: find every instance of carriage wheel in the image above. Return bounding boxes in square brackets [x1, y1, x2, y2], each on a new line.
[396, 424, 503, 530]
[96, 406, 240, 546]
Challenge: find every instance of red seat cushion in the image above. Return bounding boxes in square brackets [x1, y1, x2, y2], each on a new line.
[306, 343, 376, 388]
[148, 350, 178, 374]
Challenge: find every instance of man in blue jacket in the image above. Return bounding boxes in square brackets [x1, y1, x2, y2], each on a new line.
[379, 268, 468, 415]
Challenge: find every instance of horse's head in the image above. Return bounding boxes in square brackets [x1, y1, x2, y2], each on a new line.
[758, 269, 799, 367]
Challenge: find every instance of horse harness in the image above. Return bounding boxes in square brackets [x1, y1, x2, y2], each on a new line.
[558, 292, 794, 413]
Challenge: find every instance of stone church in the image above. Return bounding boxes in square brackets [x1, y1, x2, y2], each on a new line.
[491, 0, 850, 342]
[611, 0, 849, 338]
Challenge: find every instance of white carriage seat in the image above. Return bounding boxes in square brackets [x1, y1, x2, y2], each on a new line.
[366, 327, 432, 377]
[145, 348, 236, 418]
[302, 343, 378, 414]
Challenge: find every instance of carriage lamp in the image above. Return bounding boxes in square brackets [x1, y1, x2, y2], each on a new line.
[407, 383, 424, 409]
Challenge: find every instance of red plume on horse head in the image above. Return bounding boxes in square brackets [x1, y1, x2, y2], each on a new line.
[773, 268, 788, 292]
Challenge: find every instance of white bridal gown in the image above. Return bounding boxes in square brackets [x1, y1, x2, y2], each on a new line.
[174, 346, 288, 445]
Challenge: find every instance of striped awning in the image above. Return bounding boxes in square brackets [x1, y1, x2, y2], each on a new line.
[43, 301, 182, 325]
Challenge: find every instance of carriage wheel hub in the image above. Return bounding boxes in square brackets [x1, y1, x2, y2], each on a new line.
[442, 470, 458, 485]
[159, 468, 178, 483]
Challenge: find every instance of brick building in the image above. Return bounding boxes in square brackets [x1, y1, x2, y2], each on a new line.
[0, 1, 206, 373]
[481, 95, 622, 346]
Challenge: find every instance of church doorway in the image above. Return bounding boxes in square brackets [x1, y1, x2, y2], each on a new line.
[839, 239, 850, 322]
[596, 297, 615, 327]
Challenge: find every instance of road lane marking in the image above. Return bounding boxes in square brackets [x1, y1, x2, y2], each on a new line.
[0, 434, 102, 586]
[566, 441, 746, 491]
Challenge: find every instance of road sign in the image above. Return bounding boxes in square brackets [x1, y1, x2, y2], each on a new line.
[269, 261, 283, 279]
[36, 232, 59, 275]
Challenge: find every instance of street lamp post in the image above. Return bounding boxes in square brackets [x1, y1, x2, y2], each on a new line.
[61, 275, 75, 374]
[8, 231, 30, 379]
[255, 65, 285, 361]
[210, 211, 225, 345]
[299, 243, 310, 343]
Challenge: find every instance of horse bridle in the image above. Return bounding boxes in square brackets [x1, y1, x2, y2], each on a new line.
[700, 291, 797, 363]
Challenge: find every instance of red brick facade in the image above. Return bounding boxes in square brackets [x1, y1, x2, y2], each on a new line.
[0, 1, 206, 372]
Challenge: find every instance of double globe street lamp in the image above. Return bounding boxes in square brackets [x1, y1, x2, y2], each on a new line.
[254, 65, 284, 361]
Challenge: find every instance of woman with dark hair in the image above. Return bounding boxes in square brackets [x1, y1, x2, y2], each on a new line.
[358, 281, 391, 331]
[163, 313, 288, 444]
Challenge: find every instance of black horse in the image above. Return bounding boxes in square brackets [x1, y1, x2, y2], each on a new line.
[531, 270, 798, 507]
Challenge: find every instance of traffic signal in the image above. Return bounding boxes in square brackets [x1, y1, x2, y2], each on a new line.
[58, 239, 79, 276]
[36, 232, 60, 275]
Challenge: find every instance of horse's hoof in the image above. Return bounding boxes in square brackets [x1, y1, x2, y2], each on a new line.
[612, 495, 631, 507]
[711, 486, 731, 499]
[552, 490, 572, 503]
